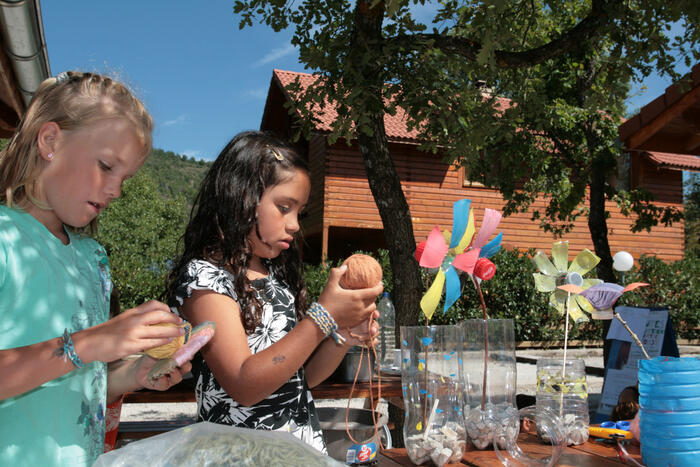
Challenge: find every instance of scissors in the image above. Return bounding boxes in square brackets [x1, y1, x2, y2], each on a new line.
[589, 421, 633, 440]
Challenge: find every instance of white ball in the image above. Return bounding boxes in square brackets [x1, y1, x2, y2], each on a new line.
[613, 251, 634, 272]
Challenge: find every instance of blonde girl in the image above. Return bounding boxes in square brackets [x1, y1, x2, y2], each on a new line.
[0, 71, 191, 466]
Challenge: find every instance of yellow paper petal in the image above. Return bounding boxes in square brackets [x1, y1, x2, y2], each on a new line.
[549, 290, 567, 315]
[420, 269, 446, 321]
[567, 295, 588, 323]
[533, 273, 556, 292]
[552, 241, 569, 273]
[455, 210, 475, 253]
[533, 251, 559, 276]
[582, 278, 603, 290]
[442, 229, 452, 245]
[418, 361, 425, 371]
[568, 249, 600, 276]
[575, 294, 595, 313]
[416, 421, 423, 431]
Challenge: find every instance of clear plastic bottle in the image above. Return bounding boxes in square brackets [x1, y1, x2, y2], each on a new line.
[535, 358, 589, 445]
[376, 292, 397, 373]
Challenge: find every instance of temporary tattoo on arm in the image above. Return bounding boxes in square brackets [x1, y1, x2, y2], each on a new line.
[272, 354, 286, 365]
[52, 337, 65, 360]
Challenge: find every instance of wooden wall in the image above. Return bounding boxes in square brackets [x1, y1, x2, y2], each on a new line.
[303, 138, 685, 262]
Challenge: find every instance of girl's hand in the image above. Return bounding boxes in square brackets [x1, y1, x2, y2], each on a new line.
[338, 316, 380, 348]
[107, 355, 192, 401]
[318, 266, 383, 329]
[74, 300, 184, 364]
[133, 355, 192, 391]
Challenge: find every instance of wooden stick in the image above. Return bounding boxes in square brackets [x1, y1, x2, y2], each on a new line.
[614, 313, 651, 360]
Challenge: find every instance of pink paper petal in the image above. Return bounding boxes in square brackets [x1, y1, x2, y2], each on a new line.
[472, 209, 502, 249]
[452, 249, 480, 274]
[419, 226, 448, 268]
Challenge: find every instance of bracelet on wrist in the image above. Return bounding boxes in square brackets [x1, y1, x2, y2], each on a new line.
[307, 302, 345, 344]
[62, 328, 84, 369]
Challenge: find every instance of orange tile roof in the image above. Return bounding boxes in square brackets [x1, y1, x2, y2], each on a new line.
[273, 69, 511, 143]
[273, 69, 420, 142]
[641, 151, 700, 172]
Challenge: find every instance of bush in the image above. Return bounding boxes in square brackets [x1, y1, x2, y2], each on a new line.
[619, 254, 700, 340]
[302, 248, 698, 342]
[96, 172, 188, 311]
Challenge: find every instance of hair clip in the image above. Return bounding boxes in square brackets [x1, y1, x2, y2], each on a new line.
[270, 148, 284, 161]
[56, 72, 69, 83]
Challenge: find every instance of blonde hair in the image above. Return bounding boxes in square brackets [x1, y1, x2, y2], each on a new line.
[0, 71, 153, 213]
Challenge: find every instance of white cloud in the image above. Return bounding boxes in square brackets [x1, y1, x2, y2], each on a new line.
[162, 114, 188, 127]
[252, 44, 296, 68]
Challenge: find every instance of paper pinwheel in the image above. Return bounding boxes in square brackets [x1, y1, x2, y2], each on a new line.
[532, 241, 602, 323]
[558, 281, 651, 359]
[415, 199, 503, 321]
[560, 282, 649, 320]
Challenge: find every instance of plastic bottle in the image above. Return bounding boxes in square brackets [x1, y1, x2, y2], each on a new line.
[377, 292, 397, 373]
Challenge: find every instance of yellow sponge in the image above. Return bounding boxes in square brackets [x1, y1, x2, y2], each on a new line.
[144, 322, 192, 359]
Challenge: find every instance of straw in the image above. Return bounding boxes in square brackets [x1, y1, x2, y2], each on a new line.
[423, 398, 440, 441]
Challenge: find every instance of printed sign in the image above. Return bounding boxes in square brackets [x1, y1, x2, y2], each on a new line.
[594, 307, 669, 423]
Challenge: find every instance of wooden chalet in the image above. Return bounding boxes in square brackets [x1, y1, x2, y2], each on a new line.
[261, 68, 700, 263]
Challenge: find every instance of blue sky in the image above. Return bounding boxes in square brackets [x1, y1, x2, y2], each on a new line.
[41, 1, 691, 161]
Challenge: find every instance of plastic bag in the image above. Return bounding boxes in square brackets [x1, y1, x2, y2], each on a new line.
[94, 421, 344, 467]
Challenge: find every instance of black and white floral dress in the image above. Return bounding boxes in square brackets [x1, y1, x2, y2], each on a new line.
[170, 259, 327, 453]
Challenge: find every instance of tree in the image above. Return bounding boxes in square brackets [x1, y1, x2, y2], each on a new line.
[235, 0, 698, 314]
[96, 171, 188, 311]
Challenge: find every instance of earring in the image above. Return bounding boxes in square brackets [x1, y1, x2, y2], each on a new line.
[47, 153, 54, 160]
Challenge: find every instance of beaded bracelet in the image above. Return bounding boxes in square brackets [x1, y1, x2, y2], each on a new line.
[62, 328, 84, 369]
[307, 302, 345, 344]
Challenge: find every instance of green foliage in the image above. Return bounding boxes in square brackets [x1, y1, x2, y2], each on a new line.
[96, 171, 188, 311]
[142, 148, 211, 206]
[620, 255, 700, 340]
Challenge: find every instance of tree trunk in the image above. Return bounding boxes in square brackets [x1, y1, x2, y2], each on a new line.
[588, 163, 615, 282]
[349, 1, 424, 329]
[349, 0, 425, 446]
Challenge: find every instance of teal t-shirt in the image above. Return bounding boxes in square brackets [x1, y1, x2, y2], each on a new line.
[0, 205, 111, 466]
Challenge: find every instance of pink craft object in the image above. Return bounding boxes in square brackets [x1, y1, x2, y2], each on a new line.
[419, 226, 449, 268]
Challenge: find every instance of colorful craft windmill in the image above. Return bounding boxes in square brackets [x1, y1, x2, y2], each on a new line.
[415, 199, 503, 321]
[559, 281, 651, 359]
[559, 282, 650, 320]
[532, 241, 602, 323]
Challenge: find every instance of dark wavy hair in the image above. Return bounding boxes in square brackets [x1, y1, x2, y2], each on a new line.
[166, 131, 309, 334]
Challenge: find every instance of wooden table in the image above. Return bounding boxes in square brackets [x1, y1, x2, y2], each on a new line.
[379, 434, 641, 466]
[124, 374, 403, 403]
[119, 374, 403, 441]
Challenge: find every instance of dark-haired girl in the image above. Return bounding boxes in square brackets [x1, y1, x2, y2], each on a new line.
[166, 131, 382, 452]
